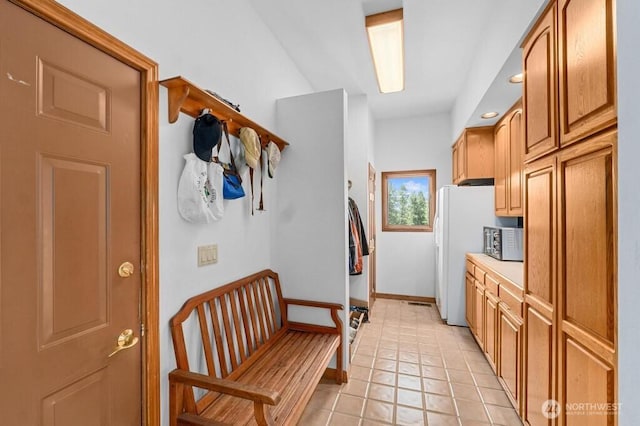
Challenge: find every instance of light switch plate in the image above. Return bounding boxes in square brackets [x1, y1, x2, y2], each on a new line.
[198, 244, 218, 266]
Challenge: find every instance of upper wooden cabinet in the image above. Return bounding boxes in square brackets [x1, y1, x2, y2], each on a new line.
[452, 126, 495, 185]
[558, 0, 617, 146]
[494, 100, 524, 217]
[523, 2, 558, 162]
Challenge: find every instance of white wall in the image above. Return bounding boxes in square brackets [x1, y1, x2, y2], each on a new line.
[273, 89, 350, 370]
[55, 1, 313, 425]
[347, 95, 374, 304]
[374, 113, 452, 298]
[616, 0, 640, 422]
[451, 0, 546, 138]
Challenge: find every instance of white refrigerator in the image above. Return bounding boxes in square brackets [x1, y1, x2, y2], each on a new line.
[434, 185, 496, 326]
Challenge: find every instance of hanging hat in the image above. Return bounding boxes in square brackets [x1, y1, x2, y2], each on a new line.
[267, 141, 281, 178]
[239, 127, 261, 169]
[192, 113, 222, 162]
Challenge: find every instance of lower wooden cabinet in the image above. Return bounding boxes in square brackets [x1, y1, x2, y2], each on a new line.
[466, 254, 524, 417]
[523, 303, 554, 426]
[465, 273, 475, 331]
[485, 292, 499, 371]
[474, 280, 485, 349]
[499, 304, 523, 411]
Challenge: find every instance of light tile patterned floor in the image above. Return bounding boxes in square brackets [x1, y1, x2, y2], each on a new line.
[299, 299, 523, 426]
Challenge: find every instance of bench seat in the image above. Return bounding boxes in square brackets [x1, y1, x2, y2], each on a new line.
[169, 270, 344, 426]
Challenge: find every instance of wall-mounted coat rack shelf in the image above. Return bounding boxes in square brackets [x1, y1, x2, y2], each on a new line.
[159, 76, 289, 151]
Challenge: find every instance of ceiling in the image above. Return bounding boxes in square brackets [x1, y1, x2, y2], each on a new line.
[247, 0, 543, 127]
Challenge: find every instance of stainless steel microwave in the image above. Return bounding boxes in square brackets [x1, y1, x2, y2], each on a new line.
[483, 226, 524, 261]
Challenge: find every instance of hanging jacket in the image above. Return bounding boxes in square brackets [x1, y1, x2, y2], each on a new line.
[348, 197, 369, 275]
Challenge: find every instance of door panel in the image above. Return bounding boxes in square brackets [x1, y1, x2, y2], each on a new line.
[0, 1, 142, 424]
[559, 0, 616, 145]
[560, 139, 615, 345]
[508, 108, 523, 215]
[499, 306, 521, 407]
[523, 2, 558, 162]
[524, 157, 556, 305]
[564, 337, 615, 426]
[524, 305, 553, 426]
[494, 122, 508, 214]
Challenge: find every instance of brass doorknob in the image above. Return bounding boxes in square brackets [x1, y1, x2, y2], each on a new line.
[108, 329, 139, 358]
[118, 262, 134, 278]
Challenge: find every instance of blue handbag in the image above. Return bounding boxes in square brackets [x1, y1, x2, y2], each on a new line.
[218, 122, 245, 200]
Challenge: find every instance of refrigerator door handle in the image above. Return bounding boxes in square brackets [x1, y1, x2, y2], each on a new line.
[434, 216, 441, 246]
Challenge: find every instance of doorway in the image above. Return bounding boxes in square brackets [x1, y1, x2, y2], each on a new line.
[368, 163, 376, 305]
[0, 1, 159, 424]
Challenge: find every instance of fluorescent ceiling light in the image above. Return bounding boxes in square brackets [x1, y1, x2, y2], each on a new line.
[366, 9, 404, 94]
[509, 73, 523, 84]
[481, 112, 499, 119]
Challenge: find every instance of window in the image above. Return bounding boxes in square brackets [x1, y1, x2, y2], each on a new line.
[381, 169, 436, 232]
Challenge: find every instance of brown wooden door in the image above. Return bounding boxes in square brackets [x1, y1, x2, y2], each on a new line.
[558, 0, 616, 146]
[0, 2, 142, 424]
[474, 281, 485, 349]
[494, 121, 509, 215]
[557, 130, 617, 425]
[452, 144, 459, 184]
[499, 304, 522, 412]
[523, 155, 557, 426]
[485, 293, 498, 371]
[465, 273, 474, 332]
[508, 106, 524, 216]
[368, 163, 376, 305]
[523, 1, 559, 162]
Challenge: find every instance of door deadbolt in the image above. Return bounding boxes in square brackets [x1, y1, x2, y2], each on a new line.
[118, 262, 134, 278]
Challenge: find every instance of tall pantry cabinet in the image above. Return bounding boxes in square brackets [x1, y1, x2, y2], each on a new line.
[522, 0, 617, 425]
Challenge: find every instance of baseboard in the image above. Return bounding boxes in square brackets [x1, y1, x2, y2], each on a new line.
[323, 367, 348, 383]
[375, 293, 436, 304]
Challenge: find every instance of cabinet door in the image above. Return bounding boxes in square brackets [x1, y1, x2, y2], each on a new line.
[466, 127, 495, 180]
[494, 121, 509, 215]
[523, 2, 558, 162]
[465, 273, 474, 331]
[485, 293, 498, 372]
[523, 304, 554, 426]
[499, 305, 522, 412]
[523, 155, 556, 426]
[524, 156, 556, 306]
[458, 135, 466, 182]
[558, 0, 616, 146]
[508, 107, 524, 215]
[474, 281, 485, 349]
[452, 144, 459, 184]
[557, 130, 617, 423]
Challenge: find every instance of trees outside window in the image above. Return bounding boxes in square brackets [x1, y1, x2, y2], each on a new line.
[382, 169, 436, 232]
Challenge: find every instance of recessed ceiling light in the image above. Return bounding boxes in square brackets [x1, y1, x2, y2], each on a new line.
[509, 73, 523, 84]
[481, 112, 499, 119]
[365, 9, 404, 94]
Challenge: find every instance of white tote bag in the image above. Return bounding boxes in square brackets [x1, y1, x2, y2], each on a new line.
[177, 153, 224, 223]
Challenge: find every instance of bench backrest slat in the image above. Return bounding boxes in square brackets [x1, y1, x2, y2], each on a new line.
[170, 269, 287, 412]
[219, 294, 239, 372]
[196, 304, 216, 377]
[228, 289, 247, 364]
[263, 277, 278, 336]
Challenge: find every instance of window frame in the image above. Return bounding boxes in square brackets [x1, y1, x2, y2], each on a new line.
[381, 169, 436, 232]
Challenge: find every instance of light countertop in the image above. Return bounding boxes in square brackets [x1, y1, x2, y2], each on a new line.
[467, 253, 524, 289]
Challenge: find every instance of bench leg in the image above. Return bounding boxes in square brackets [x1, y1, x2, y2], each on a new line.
[170, 381, 185, 426]
[253, 401, 275, 426]
[335, 341, 343, 384]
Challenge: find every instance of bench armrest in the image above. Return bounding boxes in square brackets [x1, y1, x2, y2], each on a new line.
[282, 298, 344, 311]
[169, 369, 281, 405]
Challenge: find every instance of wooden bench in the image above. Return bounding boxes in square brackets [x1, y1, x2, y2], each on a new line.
[169, 269, 344, 426]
